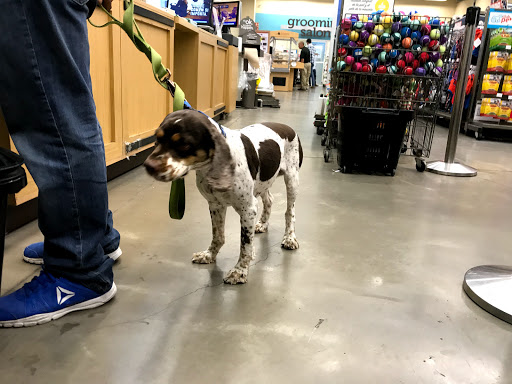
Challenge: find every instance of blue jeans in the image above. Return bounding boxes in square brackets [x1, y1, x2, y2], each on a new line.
[0, 0, 117, 293]
[310, 66, 316, 87]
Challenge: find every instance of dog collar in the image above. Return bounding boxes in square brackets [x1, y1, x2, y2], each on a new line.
[209, 118, 227, 138]
[184, 101, 227, 138]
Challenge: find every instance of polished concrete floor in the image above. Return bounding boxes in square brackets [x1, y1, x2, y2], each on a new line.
[2, 88, 512, 384]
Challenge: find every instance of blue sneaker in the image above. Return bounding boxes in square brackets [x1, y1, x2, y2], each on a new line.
[23, 242, 122, 265]
[0, 271, 117, 328]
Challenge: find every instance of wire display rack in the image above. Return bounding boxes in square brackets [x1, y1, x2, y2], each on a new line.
[325, 13, 454, 174]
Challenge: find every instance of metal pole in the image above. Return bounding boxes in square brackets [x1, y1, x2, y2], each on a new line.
[427, 7, 479, 177]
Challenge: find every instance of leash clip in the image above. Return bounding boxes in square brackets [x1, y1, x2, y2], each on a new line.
[161, 68, 172, 82]
[161, 69, 176, 97]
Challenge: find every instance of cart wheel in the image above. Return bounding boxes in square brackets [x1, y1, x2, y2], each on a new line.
[390, 168, 396, 176]
[415, 159, 426, 172]
[341, 165, 350, 174]
[412, 149, 423, 157]
[400, 145, 407, 154]
[475, 131, 484, 141]
[323, 149, 330, 163]
[321, 136, 327, 146]
[316, 126, 324, 135]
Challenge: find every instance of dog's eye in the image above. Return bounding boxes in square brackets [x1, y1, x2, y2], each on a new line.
[178, 145, 191, 152]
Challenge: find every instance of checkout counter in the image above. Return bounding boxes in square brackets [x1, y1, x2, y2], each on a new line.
[269, 31, 303, 92]
[0, 1, 239, 209]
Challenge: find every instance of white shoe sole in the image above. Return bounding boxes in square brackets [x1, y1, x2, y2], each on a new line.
[23, 247, 122, 265]
[0, 283, 117, 328]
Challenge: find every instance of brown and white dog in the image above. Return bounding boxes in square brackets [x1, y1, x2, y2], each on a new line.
[144, 109, 302, 284]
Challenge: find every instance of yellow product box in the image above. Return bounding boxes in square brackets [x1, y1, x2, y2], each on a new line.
[505, 55, 512, 74]
[482, 74, 502, 95]
[479, 98, 491, 116]
[488, 98, 501, 117]
[503, 76, 512, 95]
[487, 51, 509, 72]
[497, 100, 512, 120]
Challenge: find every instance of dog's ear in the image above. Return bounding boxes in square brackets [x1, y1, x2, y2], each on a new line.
[204, 122, 235, 192]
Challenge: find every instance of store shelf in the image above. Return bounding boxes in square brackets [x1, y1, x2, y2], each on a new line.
[478, 93, 512, 100]
[489, 45, 512, 52]
[437, 110, 452, 120]
[467, 121, 512, 131]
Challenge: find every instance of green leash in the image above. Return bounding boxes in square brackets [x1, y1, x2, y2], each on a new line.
[90, 0, 186, 219]
[169, 88, 186, 220]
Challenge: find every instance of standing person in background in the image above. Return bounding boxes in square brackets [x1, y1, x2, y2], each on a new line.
[306, 39, 317, 87]
[298, 41, 311, 91]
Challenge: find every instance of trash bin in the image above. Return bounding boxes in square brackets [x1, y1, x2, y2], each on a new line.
[242, 79, 257, 109]
[0, 148, 27, 290]
[242, 80, 256, 108]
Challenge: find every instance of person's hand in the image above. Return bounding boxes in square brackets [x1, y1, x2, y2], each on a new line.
[98, 0, 113, 13]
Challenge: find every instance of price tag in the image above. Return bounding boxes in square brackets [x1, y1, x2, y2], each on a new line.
[498, 93, 503, 98]
[507, 45, 512, 50]
[474, 38, 481, 48]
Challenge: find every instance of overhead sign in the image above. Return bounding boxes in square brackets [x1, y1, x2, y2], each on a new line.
[255, 14, 333, 40]
[488, 9, 512, 28]
[342, 0, 393, 15]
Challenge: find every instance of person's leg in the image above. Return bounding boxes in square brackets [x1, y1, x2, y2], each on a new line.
[312, 67, 317, 87]
[300, 68, 307, 90]
[309, 65, 314, 86]
[23, 210, 121, 264]
[304, 64, 311, 90]
[24, 210, 120, 262]
[0, 0, 114, 294]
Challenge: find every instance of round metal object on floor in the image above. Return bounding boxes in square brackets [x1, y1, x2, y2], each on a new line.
[463, 265, 512, 325]
[427, 161, 477, 177]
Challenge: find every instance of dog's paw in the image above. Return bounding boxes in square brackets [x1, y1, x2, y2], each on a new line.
[223, 267, 248, 284]
[192, 250, 216, 264]
[255, 221, 269, 233]
[281, 235, 299, 250]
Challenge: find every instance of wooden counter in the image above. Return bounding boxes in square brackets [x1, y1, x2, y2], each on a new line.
[173, 17, 230, 117]
[0, 1, 238, 207]
[271, 62, 304, 92]
[269, 30, 302, 92]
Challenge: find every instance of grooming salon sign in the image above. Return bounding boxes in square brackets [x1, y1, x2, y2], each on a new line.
[255, 14, 333, 40]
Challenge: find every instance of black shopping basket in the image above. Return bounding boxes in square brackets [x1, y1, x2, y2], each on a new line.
[336, 106, 414, 176]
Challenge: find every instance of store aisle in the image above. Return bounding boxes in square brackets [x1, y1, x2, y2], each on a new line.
[2, 88, 512, 384]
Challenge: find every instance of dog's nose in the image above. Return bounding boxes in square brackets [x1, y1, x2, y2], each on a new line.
[144, 158, 160, 175]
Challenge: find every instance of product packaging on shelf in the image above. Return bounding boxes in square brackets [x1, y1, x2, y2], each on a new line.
[497, 99, 512, 120]
[485, 99, 501, 117]
[479, 98, 503, 117]
[505, 55, 512, 73]
[502, 76, 512, 95]
[479, 98, 490, 116]
[489, 28, 512, 51]
[487, 51, 509, 72]
[481, 74, 503, 95]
